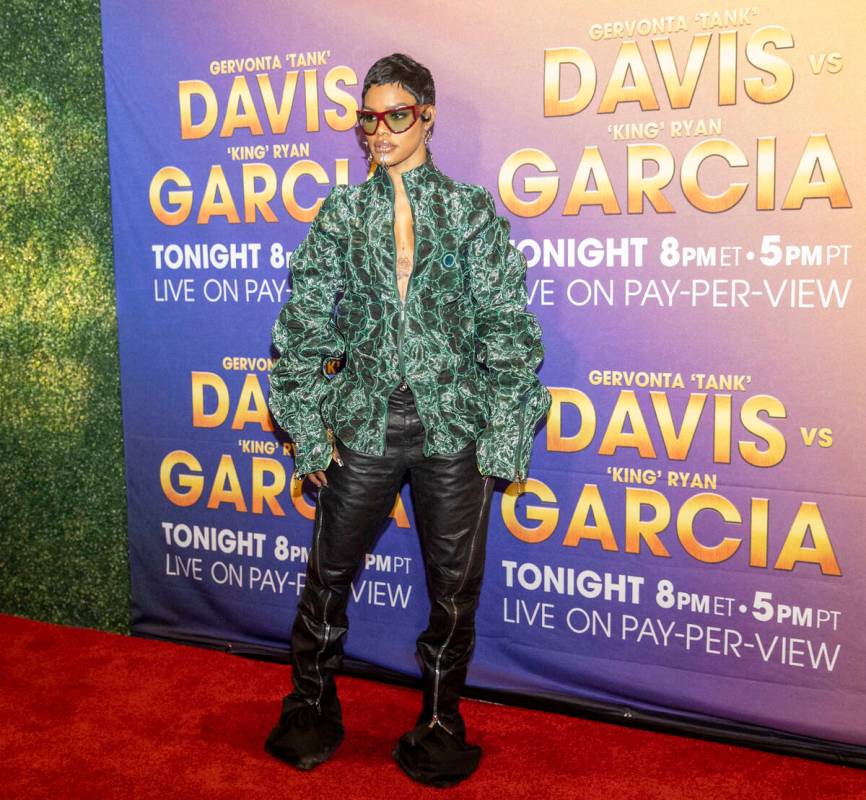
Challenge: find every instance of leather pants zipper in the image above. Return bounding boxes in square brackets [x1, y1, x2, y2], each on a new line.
[428, 474, 492, 734]
[312, 484, 330, 712]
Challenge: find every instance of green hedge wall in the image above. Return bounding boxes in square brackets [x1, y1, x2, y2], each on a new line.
[0, 0, 129, 633]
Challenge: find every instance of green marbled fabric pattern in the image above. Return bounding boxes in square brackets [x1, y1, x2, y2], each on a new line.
[269, 153, 551, 482]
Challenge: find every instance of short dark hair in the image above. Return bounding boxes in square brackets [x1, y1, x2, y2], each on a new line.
[362, 53, 435, 106]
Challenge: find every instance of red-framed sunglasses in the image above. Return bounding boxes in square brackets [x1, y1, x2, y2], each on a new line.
[355, 104, 427, 135]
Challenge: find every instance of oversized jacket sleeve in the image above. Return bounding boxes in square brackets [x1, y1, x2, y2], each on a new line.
[268, 185, 346, 478]
[463, 186, 552, 482]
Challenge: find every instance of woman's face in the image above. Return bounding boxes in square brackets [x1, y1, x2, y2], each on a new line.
[360, 82, 434, 172]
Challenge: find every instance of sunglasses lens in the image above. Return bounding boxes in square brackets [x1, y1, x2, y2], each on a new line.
[386, 109, 415, 132]
[357, 113, 379, 134]
[357, 107, 420, 134]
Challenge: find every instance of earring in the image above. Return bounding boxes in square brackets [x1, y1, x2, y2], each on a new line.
[363, 139, 372, 163]
[424, 128, 432, 144]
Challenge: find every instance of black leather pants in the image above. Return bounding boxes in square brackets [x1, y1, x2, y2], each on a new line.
[265, 383, 495, 785]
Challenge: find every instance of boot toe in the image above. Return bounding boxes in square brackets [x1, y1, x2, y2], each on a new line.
[392, 720, 482, 787]
[264, 698, 345, 770]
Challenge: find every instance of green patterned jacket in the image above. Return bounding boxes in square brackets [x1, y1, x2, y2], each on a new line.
[268, 152, 551, 482]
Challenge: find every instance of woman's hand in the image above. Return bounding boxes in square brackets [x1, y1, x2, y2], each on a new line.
[307, 429, 342, 488]
[307, 469, 327, 487]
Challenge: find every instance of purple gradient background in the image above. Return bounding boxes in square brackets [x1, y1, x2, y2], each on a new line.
[101, 0, 866, 747]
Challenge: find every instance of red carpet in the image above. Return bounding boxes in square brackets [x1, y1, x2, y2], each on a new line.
[1, 613, 864, 800]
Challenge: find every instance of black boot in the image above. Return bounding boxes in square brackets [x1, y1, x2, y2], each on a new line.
[265, 425, 409, 770]
[264, 681, 345, 770]
[392, 708, 482, 787]
[393, 466, 495, 787]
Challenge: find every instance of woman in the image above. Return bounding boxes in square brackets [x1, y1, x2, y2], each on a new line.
[264, 53, 551, 787]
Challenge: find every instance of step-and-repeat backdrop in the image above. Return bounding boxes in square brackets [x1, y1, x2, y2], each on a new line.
[100, 0, 865, 749]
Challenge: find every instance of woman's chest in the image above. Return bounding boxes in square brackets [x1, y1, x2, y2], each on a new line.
[340, 191, 469, 309]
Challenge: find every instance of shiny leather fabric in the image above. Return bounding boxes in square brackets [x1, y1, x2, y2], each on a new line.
[265, 384, 494, 786]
